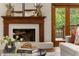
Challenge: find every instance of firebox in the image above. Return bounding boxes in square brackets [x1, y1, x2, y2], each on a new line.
[13, 29, 35, 42]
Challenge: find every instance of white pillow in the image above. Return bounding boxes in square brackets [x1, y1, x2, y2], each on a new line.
[75, 27, 79, 44]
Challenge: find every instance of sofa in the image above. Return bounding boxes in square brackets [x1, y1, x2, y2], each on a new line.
[60, 43, 79, 56]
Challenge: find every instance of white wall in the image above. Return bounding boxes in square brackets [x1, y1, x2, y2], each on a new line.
[0, 3, 51, 42]
[0, 3, 7, 38]
[42, 3, 51, 42]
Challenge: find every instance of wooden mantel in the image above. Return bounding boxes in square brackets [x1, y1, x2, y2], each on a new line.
[2, 16, 46, 42]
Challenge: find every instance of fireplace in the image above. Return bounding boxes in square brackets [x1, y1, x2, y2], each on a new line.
[2, 16, 45, 42]
[9, 24, 39, 42]
[13, 29, 35, 42]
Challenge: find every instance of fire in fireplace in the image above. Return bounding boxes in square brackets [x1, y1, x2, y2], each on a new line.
[13, 29, 35, 42]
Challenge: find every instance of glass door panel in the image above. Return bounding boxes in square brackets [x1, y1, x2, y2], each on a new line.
[55, 8, 66, 40]
[70, 8, 79, 34]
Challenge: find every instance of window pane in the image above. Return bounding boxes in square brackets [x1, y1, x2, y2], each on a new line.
[70, 8, 79, 25]
[70, 8, 79, 34]
[55, 8, 65, 38]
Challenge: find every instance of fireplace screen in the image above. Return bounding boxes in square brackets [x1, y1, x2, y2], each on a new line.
[13, 29, 35, 42]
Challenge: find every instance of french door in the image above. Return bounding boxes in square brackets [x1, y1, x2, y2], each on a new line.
[55, 8, 66, 39]
[52, 3, 79, 44]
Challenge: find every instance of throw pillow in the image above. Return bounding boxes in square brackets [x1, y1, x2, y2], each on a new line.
[75, 39, 79, 45]
[70, 26, 76, 43]
[70, 34, 75, 43]
[65, 36, 71, 42]
[75, 27, 79, 44]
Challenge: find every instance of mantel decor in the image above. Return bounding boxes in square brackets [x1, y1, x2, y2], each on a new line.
[34, 3, 43, 16]
[5, 3, 14, 16]
[2, 16, 46, 42]
[5, 3, 43, 17]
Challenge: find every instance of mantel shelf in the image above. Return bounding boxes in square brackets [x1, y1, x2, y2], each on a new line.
[2, 16, 46, 18]
[2, 16, 46, 20]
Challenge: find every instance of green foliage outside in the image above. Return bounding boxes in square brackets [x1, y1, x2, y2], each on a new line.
[56, 8, 65, 29]
[56, 8, 79, 29]
[70, 8, 79, 25]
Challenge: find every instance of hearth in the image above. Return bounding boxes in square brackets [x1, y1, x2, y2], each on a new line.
[13, 29, 35, 42]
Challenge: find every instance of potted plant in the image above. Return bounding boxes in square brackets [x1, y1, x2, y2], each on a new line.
[3, 36, 16, 53]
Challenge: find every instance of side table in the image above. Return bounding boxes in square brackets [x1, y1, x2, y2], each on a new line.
[54, 39, 65, 47]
